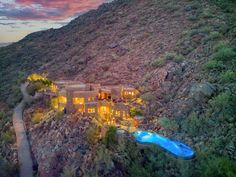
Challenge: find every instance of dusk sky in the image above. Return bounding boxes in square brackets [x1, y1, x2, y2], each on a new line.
[0, 0, 112, 43]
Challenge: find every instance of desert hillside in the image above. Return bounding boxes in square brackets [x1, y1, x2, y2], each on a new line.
[0, 0, 236, 176]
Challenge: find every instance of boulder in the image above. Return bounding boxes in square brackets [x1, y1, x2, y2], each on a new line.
[189, 82, 216, 102]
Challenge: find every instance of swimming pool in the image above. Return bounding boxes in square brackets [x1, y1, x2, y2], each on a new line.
[132, 131, 195, 159]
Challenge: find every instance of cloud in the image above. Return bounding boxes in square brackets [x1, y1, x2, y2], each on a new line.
[0, 22, 16, 25]
[0, 0, 112, 20]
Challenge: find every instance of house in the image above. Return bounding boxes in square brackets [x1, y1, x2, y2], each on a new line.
[48, 80, 139, 125]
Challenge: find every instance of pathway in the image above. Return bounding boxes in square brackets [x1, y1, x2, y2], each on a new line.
[13, 83, 40, 177]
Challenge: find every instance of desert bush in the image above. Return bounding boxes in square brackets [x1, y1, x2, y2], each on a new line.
[0, 156, 18, 177]
[87, 125, 100, 144]
[93, 145, 114, 176]
[202, 60, 224, 71]
[0, 112, 8, 130]
[150, 52, 185, 68]
[159, 117, 179, 131]
[6, 85, 22, 107]
[181, 112, 208, 136]
[55, 111, 64, 120]
[219, 70, 236, 83]
[212, 46, 236, 61]
[201, 8, 214, 19]
[199, 157, 236, 177]
[32, 112, 44, 124]
[211, 0, 236, 13]
[27, 81, 45, 96]
[204, 31, 222, 42]
[209, 92, 233, 113]
[208, 92, 236, 122]
[150, 57, 165, 68]
[130, 107, 142, 117]
[165, 52, 185, 63]
[1, 129, 15, 144]
[87, 73, 96, 83]
[60, 165, 77, 177]
[213, 41, 229, 52]
[104, 126, 117, 148]
[140, 92, 155, 103]
[27, 74, 53, 95]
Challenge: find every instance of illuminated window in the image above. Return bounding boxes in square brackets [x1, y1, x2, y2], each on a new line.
[50, 84, 57, 93]
[73, 97, 84, 105]
[116, 111, 121, 116]
[99, 106, 110, 113]
[88, 108, 96, 113]
[58, 96, 67, 104]
[88, 97, 94, 101]
[77, 108, 84, 113]
[123, 111, 126, 118]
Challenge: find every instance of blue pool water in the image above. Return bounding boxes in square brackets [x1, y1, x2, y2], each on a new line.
[132, 131, 195, 159]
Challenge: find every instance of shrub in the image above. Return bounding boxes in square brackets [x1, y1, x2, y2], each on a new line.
[27, 73, 47, 81]
[1, 129, 15, 144]
[205, 31, 222, 42]
[151, 52, 185, 68]
[181, 112, 208, 136]
[6, 85, 22, 107]
[209, 92, 232, 112]
[93, 145, 114, 176]
[60, 165, 77, 177]
[212, 47, 236, 61]
[32, 110, 45, 124]
[0, 156, 18, 177]
[209, 92, 236, 121]
[0, 112, 8, 130]
[212, 0, 236, 13]
[87, 125, 100, 144]
[140, 92, 155, 102]
[164, 52, 185, 63]
[104, 126, 117, 148]
[55, 111, 64, 120]
[159, 117, 179, 131]
[213, 41, 229, 52]
[202, 60, 224, 71]
[219, 70, 236, 83]
[200, 157, 236, 177]
[130, 107, 142, 117]
[150, 57, 165, 68]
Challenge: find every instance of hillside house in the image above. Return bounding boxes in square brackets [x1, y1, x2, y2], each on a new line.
[47, 80, 139, 125]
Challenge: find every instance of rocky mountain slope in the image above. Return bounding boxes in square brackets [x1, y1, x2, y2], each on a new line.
[0, 0, 236, 176]
[0, 0, 194, 104]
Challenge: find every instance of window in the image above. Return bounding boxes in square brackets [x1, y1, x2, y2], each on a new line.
[73, 97, 84, 105]
[58, 96, 67, 104]
[88, 97, 94, 101]
[116, 111, 121, 116]
[88, 108, 96, 113]
[99, 106, 110, 113]
[123, 111, 126, 118]
[77, 108, 84, 113]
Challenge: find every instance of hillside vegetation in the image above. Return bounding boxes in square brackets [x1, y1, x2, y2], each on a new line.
[0, 0, 236, 176]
